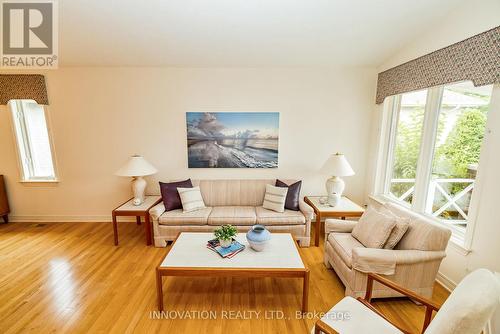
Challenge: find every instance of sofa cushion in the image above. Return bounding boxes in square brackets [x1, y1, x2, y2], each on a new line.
[207, 206, 256, 226]
[159, 179, 193, 211]
[178, 186, 206, 212]
[262, 184, 288, 213]
[328, 233, 365, 269]
[255, 206, 306, 225]
[352, 207, 397, 248]
[159, 207, 212, 226]
[276, 179, 302, 211]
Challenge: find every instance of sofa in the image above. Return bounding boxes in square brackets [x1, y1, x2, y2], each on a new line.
[324, 200, 452, 299]
[149, 179, 313, 247]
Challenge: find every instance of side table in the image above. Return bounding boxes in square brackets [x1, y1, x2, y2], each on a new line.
[304, 196, 365, 247]
[112, 195, 162, 246]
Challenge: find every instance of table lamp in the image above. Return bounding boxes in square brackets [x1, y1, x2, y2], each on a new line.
[115, 155, 158, 205]
[322, 153, 355, 206]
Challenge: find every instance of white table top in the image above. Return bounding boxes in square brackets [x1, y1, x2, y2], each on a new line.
[306, 196, 364, 213]
[160, 232, 305, 269]
[114, 195, 161, 212]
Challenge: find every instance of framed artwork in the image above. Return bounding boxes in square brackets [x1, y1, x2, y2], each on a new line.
[186, 112, 279, 168]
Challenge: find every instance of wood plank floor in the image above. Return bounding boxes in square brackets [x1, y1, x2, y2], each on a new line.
[0, 221, 449, 333]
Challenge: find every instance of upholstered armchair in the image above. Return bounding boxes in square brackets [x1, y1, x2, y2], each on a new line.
[324, 202, 452, 299]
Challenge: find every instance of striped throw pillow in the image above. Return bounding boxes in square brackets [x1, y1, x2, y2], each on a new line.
[262, 184, 288, 213]
[177, 186, 206, 212]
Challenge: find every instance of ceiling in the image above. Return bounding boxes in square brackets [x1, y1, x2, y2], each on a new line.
[59, 0, 468, 67]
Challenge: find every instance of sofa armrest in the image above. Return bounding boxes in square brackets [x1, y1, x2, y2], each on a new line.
[325, 219, 357, 234]
[299, 199, 314, 221]
[149, 202, 166, 221]
[351, 248, 447, 275]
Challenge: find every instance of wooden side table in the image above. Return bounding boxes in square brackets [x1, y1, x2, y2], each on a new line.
[112, 195, 162, 246]
[0, 175, 10, 223]
[304, 196, 365, 247]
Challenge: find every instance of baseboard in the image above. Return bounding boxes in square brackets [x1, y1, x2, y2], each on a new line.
[8, 215, 136, 223]
[436, 271, 457, 292]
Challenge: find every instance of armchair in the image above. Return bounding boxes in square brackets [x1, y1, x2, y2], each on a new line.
[324, 202, 452, 299]
[314, 269, 500, 334]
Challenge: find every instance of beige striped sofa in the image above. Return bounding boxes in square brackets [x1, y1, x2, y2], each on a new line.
[324, 200, 452, 299]
[149, 179, 313, 247]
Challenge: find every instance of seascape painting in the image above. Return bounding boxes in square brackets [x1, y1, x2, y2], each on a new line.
[186, 112, 279, 168]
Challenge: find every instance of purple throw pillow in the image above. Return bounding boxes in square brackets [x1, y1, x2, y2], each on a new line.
[275, 179, 302, 211]
[159, 179, 193, 211]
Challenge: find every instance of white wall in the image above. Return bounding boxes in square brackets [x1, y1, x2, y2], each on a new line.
[0, 67, 377, 221]
[371, 0, 500, 287]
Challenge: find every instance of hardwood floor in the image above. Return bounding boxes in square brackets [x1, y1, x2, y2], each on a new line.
[0, 221, 449, 333]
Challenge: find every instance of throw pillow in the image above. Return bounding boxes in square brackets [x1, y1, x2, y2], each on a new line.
[177, 186, 206, 212]
[352, 207, 397, 248]
[159, 179, 193, 211]
[275, 179, 302, 211]
[262, 184, 288, 213]
[380, 207, 410, 249]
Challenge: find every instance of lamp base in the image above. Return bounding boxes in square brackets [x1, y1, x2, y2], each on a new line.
[325, 176, 345, 207]
[131, 176, 147, 205]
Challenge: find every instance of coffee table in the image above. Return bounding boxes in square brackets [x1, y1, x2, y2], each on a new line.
[156, 232, 309, 312]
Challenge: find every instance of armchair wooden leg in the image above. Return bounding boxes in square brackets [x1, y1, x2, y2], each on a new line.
[422, 306, 434, 333]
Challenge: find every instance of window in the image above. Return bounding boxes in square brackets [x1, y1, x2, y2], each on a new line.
[380, 82, 493, 238]
[9, 100, 57, 182]
[387, 90, 427, 205]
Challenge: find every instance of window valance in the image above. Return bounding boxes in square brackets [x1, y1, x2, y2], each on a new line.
[0, 74, 49, 105]
[376, 26, 500, 104]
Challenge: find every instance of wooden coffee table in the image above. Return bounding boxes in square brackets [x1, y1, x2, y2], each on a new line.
[304, 196, 365, 246]
[156, 232, 309, 312]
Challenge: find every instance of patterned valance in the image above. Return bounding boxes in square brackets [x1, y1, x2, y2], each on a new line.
[0, 74, 49, 105]
[376, 26, 500, 104]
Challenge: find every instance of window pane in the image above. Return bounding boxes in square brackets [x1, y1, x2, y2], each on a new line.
[22, 101, 55, 178]
[426, 82, 492, 229]
[389, 90, 427, 204]
[9, 100, 56, 181]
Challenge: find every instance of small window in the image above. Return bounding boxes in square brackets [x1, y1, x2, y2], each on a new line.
[9, 100, 57, 182]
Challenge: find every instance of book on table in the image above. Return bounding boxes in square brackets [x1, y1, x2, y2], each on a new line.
[207, 239, 245, 258]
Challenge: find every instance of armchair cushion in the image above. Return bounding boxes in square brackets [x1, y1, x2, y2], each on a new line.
[384, 202, 451, 251]
[380, 204, 410, 249]
[352, 207, 397, 248]
[315, 296, 403, 334]
[328, 233, 364, 269]
[424, 269, 500, 334]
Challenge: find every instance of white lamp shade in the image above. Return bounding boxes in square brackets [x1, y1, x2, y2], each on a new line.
[322, 153, 355, 176]
[115, 155, 158, 177]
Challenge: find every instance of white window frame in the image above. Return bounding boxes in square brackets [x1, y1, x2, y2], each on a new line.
[374, 82, 495, 249]
[9, 100, 59, 183]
